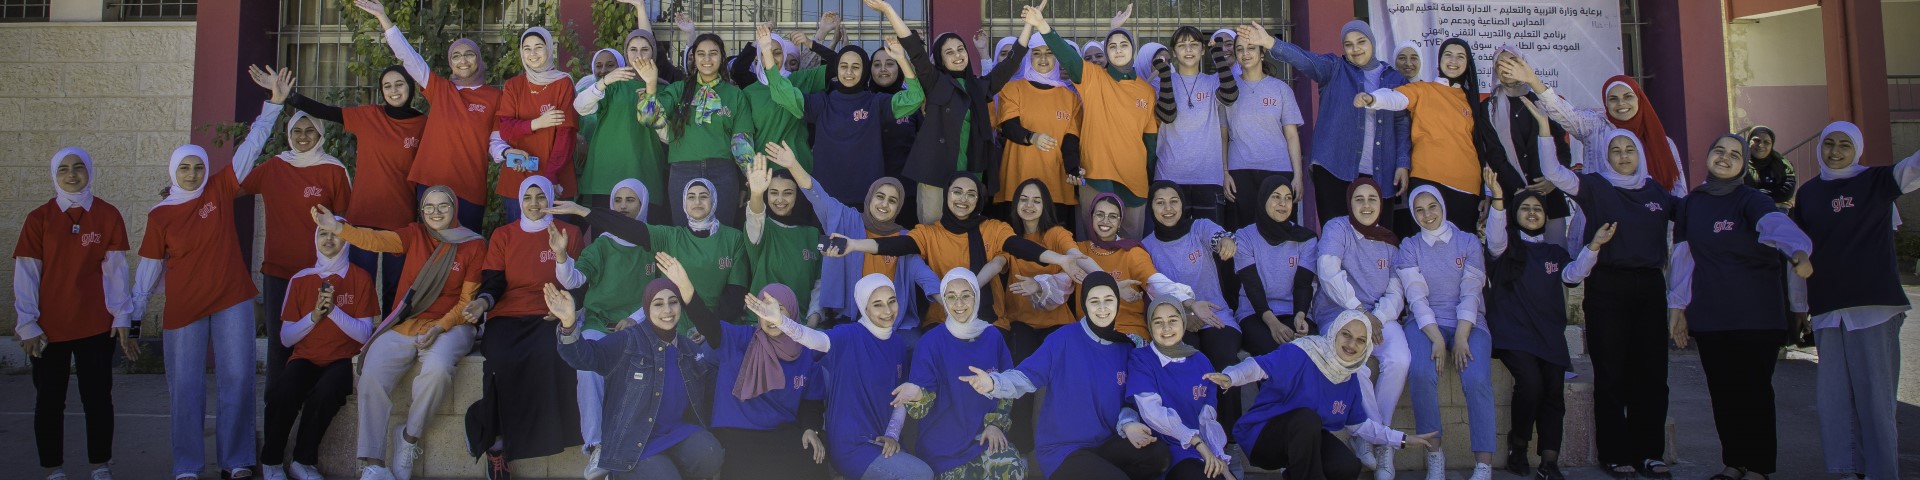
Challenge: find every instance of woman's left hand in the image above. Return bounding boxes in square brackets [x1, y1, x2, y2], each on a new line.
[1215, 236, 1236, 260]
[977, 425, 1011, 454]
[876, 435, 900, 457]
[1188, 300, 1225, 329]
[1792, 253, 1814, 279]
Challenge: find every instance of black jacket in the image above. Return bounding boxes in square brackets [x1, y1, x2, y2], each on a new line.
[900, 32, 1024, 195]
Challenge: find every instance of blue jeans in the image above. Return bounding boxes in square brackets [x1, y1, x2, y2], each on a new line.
[1816, 316, 1904, 479]
[860, 451, 934, 480]
[163, 301, 257, 476]
[347, 248, 404, 313]
[1405, 323, 1496, 454]
[616, 429, 724, 480]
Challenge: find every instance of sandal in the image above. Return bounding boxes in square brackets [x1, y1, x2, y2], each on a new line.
[1601, 463, 1638, 479]
[1637, 460, 1672, 479]
[1711, 467, 1747, 480]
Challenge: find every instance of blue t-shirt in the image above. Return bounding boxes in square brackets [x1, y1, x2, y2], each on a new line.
[1393, 228, 1485, 330]
[1125, 346, 1220, 465]
[1486, 240, 1576, 367]
[1234, 344, 1369, 455]
[819, 324, 913, 478]
[1017, 321, 1135, 477]
[1153, 73, 1227, 186]
[1226, 75, 1306, 173]
[640, 344, 700, 459]
[1677, 188, 1789, 332]
[1143, 219, 1233, 319]
[1573, 173, 1677, 269]
[711, 323, 821, 430]
[908, 324, 1014, 473]
[1791, 166, 1909, 314]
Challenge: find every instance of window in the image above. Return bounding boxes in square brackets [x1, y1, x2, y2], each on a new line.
[111, 0, 196, 21]
[1621, 0, 1646, 84]
[0, 0, 49, 22]
[981, 0, 1294, 82]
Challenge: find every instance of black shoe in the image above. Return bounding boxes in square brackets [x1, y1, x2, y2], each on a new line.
[1506, 449, 1532, 476]
[1535, 460, 1565, 480]
[1636, 459, 1671, 479]
[484, 451, 511, 480]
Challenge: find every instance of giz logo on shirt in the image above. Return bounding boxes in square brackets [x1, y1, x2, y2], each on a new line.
[1543, 261, 1559, 275]
[1287, 255, 1298, 268]
[1262, 97, 1279, 107]
[852, 108, 870, 122]
[1187, 249, 1204, 264]
[1191, 384, 1209, 401]
[79, 231, 102, 247]
[403, 137, 420, 149]
[1115, 371, 1127, 385]
[467, 104, 487, 113]
[1644, 202, 1663, 212]
[801, 248, 819, 261]
[1330, 399, 1348, 415]
[790, 374, 808, 389]
[1375, 259, 1389, 270]
[303, 186, 324, 198]
[1055, 110, 1070, 120]
[717, 256, 735, 269]
[1832, 195, 1855, 213]
[334, 293, 356, 307]
[1135, 99, 1150, 109]
[1712, 220, 1735, 233]
[197, 201, 218, 219]
[539, 250, 557, 263]
[450, 261, 463, 272]
[1193, 91, 1210, 103]
[1454, 256, 1465, 269]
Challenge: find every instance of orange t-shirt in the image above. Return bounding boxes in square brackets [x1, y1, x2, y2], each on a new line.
[481, 223, 584, 318]
[342, 105, 428, 230]
[1076, 240, 1159, 336]
[1393, 81, 1481, 193]
[281, 266, 378, 366]
[995, 82, 1083, 205]
[241, 159, 352, 279]
[14, 199, 129, 342]
[141, 169, 259, 330]
[862, 230, 906, 280]
[380, 224, 488, 335]
[905, 219, 1017, 325]
[1072, 61, 1159, 198]
[411, 73, 502, 205]
[495, 75, 579, 198]
[997, 227, 1078, 329]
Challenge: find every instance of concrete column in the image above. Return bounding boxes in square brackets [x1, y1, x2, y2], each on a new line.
[190, 0, 278, 265]
[1822, 0, 1893, 164]
[930, 0, 981, 63]
[50, 0, 101, 22]
[1639, 0, 1730, 186]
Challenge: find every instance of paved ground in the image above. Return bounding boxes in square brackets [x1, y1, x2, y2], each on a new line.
[5, 291, 1920, 479]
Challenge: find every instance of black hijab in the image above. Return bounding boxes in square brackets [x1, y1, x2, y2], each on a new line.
[833, 45, 871, 94]
[1492, 189, 1549, 287]
[1008, 179, 1061, 236]
[1697, 133, 1751, 197]
[931, 33, 973, 78]
[938, 173, 987, 233]
[377, 65, 424, 120]
[1079, 271, 1131, 344]
[766, 170, 821, 229]
[1254, 176, 1314, 245]
[869, 47, 903, 94]
[1148, 181, 1196, 242]
[1438, 38, 1496, 173]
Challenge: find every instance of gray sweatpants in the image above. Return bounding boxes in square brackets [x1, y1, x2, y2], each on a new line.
[1815, 315, 1904, 479]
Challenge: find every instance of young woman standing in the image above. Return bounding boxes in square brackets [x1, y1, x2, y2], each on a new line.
[1501, 54, 1687, 197]
[553, 178, 656, 474]
[770, 37, 924, 207]
[1355, 38, 1490, 233]
[637, 33, 755, 227]
[1029, 2, 1161, 239]
[1310, 179, 1408, 474]
[1221, 32, 1306, 229]
[766, 149, 940, 330]
[744, 148, 825, 316]
[358, 0, 499, 231]
[1151, 26, 1239, 224]
[993, 181, 1078, 451]
[488, 27, 579, 218]
[994, 32, 1083, 220]
[259, 226, 376, 480]
[16, 147, 134, 480]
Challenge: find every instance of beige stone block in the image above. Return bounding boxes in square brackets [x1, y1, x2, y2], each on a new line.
[0, 66, 65, 99]
[171, 97, 198, 131]
[0, 98, 26, 131]
[124, 27, 196, 64]
[137, 62, 196, 97]
[36, 29, 110, 64]
[318, 401, 362, 476]
[19, 98, 96, 132]
[138, 131, 192, 165]
[448, 353, 487, 410]
[62, 63, 140, 98]
[420, 412, 475, 478]
[56, 132, 139, 165]
[0, 29, 36, 63]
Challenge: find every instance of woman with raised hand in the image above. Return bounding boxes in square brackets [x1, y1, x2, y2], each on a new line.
[1355, 38, 1492, 234]
[487, 27, 579, 217]
[678, 257, 828, 479]
[1481, 46, 1575, 250]
[1064, 193, 1196, 336]
[463, 176, 588, 478]
[1531, 102, 1679, 477]
[1792, 121, 1920, 480]
[958, 272, 1174, 479]
[1150, 26, 1239, 224]
[1130, 299, 1236, 480]
[867, 41, 925, 215]
[356, 0, 498, 230]
[1028, 1, 1161, 238]
[749, 274, 933, 479]
[889, 269, 1025, 478]
[772, 34, 924, 207]
[1218, 29, 1306, 230]
[1235, 20, 1410, 221]
[994, 32, 1083, 221]
[1232, 177, 1318, 357]
[16, 147, 134, 480]
[259, 225, 377, 480]
[1501, 54, 1687, 197]
[729, 20, 839, 171]
[1395, 185, 1492, 480]
[575, 0, 674, 215]
[550, 257, 725, 480]
[1206, 310, 1436, 480]
[1668, 135, 1815, 480]
[546, 177, 754, 330]
[764, 143, 940, 330]
[744, 146, 825, 316]
[281, 62, 426, 306]
[552, 177, 656, 474]
[1309, 178, 1408, 475]
[313, 186, 485, 480]
[864, 0, 1026, 224]
[635, 30, 755, 226]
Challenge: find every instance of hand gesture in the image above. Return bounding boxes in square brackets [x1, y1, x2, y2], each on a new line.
[889, 382, 924, 407]
[1497, 55, 1544, 91]
[1189, 301, 1225, 329]
[1121, 422, 1156, 448]
[1403, 431, 1439, 450]
[1363, 310, 1384, 341]
[1482, 167, 1504, 202]
[352, 0, 393, 28]
[861, 0, 896, 16]
[1261, 312, 1296, 344]
[801, 429, 827, 464]
[1525, 177, 1556, 195]
[1203, 372, 1233, 390]
[1061, 255, 1095, 283]
[785, 31, 812, 51]
[1215, 236, 1236, 260]
[544, 200, 591, 217]
[543, 283, 578, 328]
[1115, 279, 1144, 303]
[600, 66, 637, 87]
[313, 282, 336, 320]
[1030, 132, 1058, 152]
[1021, 0, 1051, 33]
[747, 154, 773, 196]
[1109, 2, 1132, 30]
[19, 335, 46, 358]
[1582, 222, 1618, 252]
[882, 36, 908, 66]
[1008, 275, 1040, 297]
[972, 29, 989, 53]
[816, 11, 842, 38]
[877, 435, 901, 457]
[746, 292, 788, 327]
[674, 12, 695, 33]
[547, 225, 570, 255]
[959, 366, 997, 395]
[112, 327, 139, 361]
[1668, 308, 1690, 349]
[821, 233, 854, 257]
[1353, 92, 1375, 108]
[634, 58, 660, 86]
[310, 205, 343, 234]
[765, 141, 800, 170]
[977, 425, 1011, 454]
[656, 252, 695, 300]
[531, 109, 567, 131]
[1224, 174, 1237, 203]
[1236, 22, 1275, 49]
[461, 297, 489, 324]
[247, 64, 278, 93]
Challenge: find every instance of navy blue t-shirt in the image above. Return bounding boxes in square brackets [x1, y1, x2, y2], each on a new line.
[1573, 173, 1677, 269]
[1676, 187, 1789, 332]
[1486, 240, 1575, 367]
[1792, 167, 1910, 314]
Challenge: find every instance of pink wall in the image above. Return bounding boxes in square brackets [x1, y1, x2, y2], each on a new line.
[1736, 84, 1830, 180]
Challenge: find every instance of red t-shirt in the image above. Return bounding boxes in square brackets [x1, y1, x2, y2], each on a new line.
[481, 223, 583, 318]
[411, 73, 503, 205]
[391, 223, 488, 323]
[140, 169, 259, 330]
[240, 159, 352, 278]
[13, 199, 129, 342]
[343, 105, 428, 230]
[494, 75, 579, 198]
[281, 266, 378, 366]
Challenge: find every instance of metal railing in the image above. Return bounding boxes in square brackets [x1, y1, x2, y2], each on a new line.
[1892, 75, 1920, 114]
[0, 0, 48, 22]
[109, 0, 195, 21]
[979, 0, 1293, 82]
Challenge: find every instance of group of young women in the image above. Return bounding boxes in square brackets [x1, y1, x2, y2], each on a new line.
[15, 1, 1918, 480]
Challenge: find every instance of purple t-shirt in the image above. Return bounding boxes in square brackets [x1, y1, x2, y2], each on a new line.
[1152, 72, 1227, 186]
[1227, 75, 1305, 172]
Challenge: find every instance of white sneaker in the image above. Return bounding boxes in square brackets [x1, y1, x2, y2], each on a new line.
[88, 466, 112, 480]
[389, 426, 421, 480]
[1424, 451, 1446, 480]
[357, 465, 394, 480]
[1354, 437, 1379, 470]
[1374, 445, 1397, 480]
[584, 446, 609, 480]
[1469, 463, 1492, 480]
[46, 471, 68, 480]
[288, 463, 324, 480]
[261, 465, 288, 480]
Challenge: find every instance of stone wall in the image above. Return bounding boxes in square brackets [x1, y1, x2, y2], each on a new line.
[0, 22, 196, 333]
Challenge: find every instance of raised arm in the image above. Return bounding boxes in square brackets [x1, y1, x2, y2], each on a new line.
[233, 65, 292, 183]
[284, 91, 345, 123]
[863, 0, 912, 40]
[1239, 22, 1333, 83]
[355, 0, 431, 87]
[753, 292, 831, 352]
[983, 24, 1033, 95]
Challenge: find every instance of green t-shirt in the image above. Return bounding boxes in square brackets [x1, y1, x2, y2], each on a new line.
[648, 78, 754, 164]
[580, 79, 668, 204]
[742, 66, 831, 172]
[748, 218, 824, 317]
[646, 223, 752, 328]
[576, 235, 659, 333]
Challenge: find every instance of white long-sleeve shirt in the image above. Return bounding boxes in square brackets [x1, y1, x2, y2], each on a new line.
[12, 253, 133, 340]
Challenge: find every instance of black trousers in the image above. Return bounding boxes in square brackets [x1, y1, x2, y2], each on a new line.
[1396, 177, 1482, 237]
[1247, 408, 1362, 480]
[1167, 457, 1229, 480]
[1185, 326, 1244, 443]
[261, 358, 355, 466]
[1582, 266, 1669, 465]
[711, 425, 832, 480]
[262, 275, 291, 384]
[1227, 170, 1292, 231]
[1494, 349, 1566, 453]
[1006, 322, 1063, 452]
[32, 332, 115, 468]
[1309, 165, 1359, 222]
[1049, 435, 1171, 480]
[1242, 313, 1315, 357]
[1693, 329, 1782, 474]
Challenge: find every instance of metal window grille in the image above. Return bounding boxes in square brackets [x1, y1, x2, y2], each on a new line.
[110, 0, 196, 21]
[669, 0, 929, 62]
[0, 0, 48, 22]
[1620, 0, 1646, 84]
[277, 0, 530, 101]
[980, 0, 1294, 83]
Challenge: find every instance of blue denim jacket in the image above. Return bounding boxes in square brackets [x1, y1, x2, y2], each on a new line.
[1270, 40, 1412, 199]
[558, 324, 715, 472]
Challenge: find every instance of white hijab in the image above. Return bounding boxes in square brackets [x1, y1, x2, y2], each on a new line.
[291, 222, 351, 281]
[1395, 40, 1429, 82]
[1016, 34, 1066, 88]
[50, 147, 93, 211]
[1292, 309, 1375, 384]
[854, 274, 897, 339]
[1817, 121, 1868, 181]
[1408, 185, 1455, 245]
[940, 268, 991, 340]
[753, 35, 800, 80]
[1212, 29, 1243, 77]
[278, 111, 346, 169]
[577, 48, 627, 93]
[1598, 128, 1653, 190]
[602, 178, 650, 247]
[520, 27, 572, 86]
[516, 175, 556, 233]
[154, 144, 210, 211]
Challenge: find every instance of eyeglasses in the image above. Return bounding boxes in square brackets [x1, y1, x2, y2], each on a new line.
[421, 203, 453, 214]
